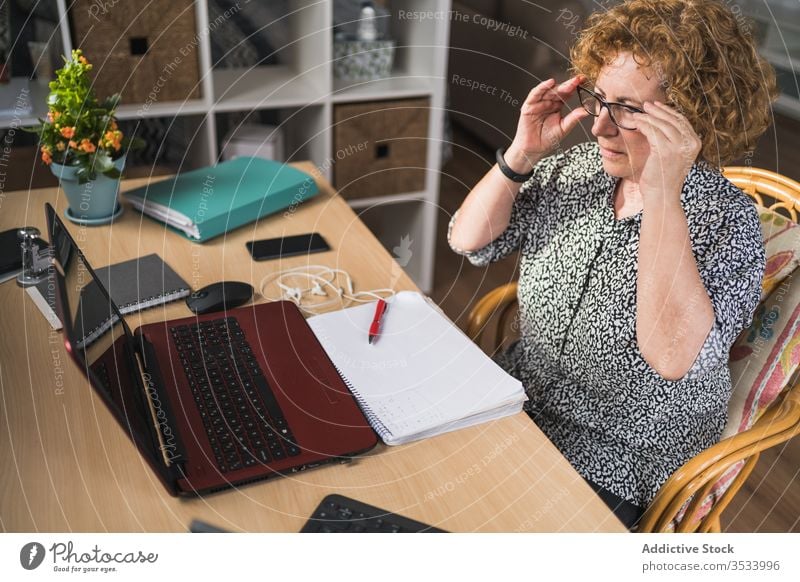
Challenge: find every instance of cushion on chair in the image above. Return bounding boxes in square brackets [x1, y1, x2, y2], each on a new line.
[664, 268, 800, 530]
[724, 203, 800, 439]
[756, 205, 800, 300]
[664, 207, 800, 531]
[727, 271, 800, 438]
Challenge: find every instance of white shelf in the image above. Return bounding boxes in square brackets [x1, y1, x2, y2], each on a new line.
[347, 191, 427, 209]
[0, 87, 209, 128]
[761, 47, 798, 72]
[332, 74, 437, 103]
[774, 93, 800, 119]
[116, 99, 210, 120]
[212, 66, 326, 111]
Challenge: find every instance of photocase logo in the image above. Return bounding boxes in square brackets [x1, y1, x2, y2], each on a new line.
[390, 234, 413, 288]
[392, 234, 413, 267]
[20, 542, 46, 570]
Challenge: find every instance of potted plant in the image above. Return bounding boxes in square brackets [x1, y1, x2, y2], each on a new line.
[25, 49, 142, 224]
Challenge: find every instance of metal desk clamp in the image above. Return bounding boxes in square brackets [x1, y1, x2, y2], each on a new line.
[15, 227, 53, 288]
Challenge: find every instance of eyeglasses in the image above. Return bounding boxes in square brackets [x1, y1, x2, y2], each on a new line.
[577, 86, 645, 130]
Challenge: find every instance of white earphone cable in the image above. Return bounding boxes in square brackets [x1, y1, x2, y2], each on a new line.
[258, 265, 395, 314]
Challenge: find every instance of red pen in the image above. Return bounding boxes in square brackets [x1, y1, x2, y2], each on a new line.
[368, 299, 388, 344]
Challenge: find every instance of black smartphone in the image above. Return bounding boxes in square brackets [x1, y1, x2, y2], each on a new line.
[246, 233, 331, 261]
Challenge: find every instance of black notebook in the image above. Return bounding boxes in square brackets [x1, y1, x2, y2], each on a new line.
[74, 254, 190, 347]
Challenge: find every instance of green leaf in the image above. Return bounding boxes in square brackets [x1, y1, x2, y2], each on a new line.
[102, 167, 121, 180]
[21, 123, 43, 134]
[124, 136, 146, 151]
[76, 166, 90, 183]
[93, 151, 115, 173]
[101, 94, 121, 110]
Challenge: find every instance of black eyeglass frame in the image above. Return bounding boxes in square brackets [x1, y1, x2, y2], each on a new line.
[577, 85, 646, 130]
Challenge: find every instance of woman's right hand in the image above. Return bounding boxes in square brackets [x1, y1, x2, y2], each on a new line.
[504, 75, 589, 174]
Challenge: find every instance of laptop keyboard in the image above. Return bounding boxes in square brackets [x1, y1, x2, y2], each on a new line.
[171, 317, 301, 473]
[301, 494, 446, 533]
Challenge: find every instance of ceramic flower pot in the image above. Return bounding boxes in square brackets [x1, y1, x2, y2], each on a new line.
[50, 155, 126, 224]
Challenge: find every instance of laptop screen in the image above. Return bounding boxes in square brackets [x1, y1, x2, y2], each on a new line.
[46, 204, 172, 487]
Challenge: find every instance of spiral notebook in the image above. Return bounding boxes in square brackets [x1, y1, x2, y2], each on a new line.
[307, 291, 527, 445]
[74, 254, 190, 347]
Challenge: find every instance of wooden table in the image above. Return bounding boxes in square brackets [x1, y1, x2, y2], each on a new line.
[0, 163, 625, 532]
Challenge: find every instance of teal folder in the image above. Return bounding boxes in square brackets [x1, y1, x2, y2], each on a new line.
[124, 157, 320, 242]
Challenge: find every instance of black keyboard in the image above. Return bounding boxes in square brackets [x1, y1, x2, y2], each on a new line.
[301, 494, 446, 533]
[171, 317, 301, 473]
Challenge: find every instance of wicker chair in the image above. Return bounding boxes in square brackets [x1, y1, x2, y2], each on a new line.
[464, 166, 800, 532]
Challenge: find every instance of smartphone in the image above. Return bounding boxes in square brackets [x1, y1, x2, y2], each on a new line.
[246, 233, 331, 261]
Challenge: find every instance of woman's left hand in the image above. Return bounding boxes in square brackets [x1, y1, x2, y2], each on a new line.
[634, 102, 702, 201]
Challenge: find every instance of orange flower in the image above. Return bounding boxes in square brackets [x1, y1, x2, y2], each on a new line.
[56, 141, 65, 151]
[68, 140, 78, 149]
[79, 139, 96, 153]
[60, 126, 75, 139]
[40, 146, 52, 165]
[102, 129, 123, 152]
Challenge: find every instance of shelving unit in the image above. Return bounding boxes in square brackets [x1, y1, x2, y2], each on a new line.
[332, 76, 435, 103]
[0, 0, 451, 291]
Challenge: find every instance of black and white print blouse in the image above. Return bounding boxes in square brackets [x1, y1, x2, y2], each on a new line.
[448, 141, 765, 507]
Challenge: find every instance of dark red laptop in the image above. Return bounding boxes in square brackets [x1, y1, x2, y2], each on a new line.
[46, 203, 378, 495]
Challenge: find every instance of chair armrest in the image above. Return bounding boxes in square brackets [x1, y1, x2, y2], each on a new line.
[466, 282, 519, 341]
[640, 381, 800, 532]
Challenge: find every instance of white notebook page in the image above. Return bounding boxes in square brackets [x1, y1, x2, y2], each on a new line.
[307, 291, 525, 443]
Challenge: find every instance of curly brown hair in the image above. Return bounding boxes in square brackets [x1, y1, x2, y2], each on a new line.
[570, 0, 777, 166]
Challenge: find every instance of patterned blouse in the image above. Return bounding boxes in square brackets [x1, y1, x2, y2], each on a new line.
[448, 142, 765, 507]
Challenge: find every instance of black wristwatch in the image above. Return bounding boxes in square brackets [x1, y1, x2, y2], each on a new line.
[496, 147, 535, 182]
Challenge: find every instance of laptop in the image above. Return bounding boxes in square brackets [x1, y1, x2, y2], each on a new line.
[46, 203, 378, 496]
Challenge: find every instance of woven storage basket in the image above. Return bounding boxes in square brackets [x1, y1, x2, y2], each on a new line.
[70, 0, 201, 104]
[333, 98, 429, 199]
[333, 40, 396, 81]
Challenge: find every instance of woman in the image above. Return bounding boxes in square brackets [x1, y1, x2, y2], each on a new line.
[449, 0, 777, 529]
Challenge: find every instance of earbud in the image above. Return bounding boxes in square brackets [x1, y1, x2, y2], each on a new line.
[277, 281, 302, 303]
